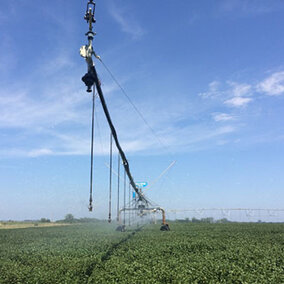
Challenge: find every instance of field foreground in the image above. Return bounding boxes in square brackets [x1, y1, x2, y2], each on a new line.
[0, 222, 283, 283]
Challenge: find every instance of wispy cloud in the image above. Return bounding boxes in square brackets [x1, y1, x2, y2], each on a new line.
[164, 125, 236, 152]
[257, 71, 284, 96]
[226, 81, 253, 107]
[198, 81, 221, 98]
[213, 113, 234, 122]
[28, 148, 54, 158]
[108, 2, 145, 39]
[199, 70, 284, 137]
[199, 80, 253, 108]
[228, 82, 252, 97]
[0, 80, 238, 158]
[224, 96, 252, 107]
[201, 71, 284, 104]
[2, 62, 283, 158]
[0, 86, 86, 129]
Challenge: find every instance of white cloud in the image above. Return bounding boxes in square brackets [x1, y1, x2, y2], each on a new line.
[108, 2, 145, 39]
[224, 82, 252, 107]
[28, 148, 53, 157]
[257, 71, 284, 96]
[224, 96, 252, 107]
[0, 80, 238, 157]
[198, 80, 222, 98]
[4, 61, 282, 158]
[200, 80, 253, 108]
[209, 81, 219, 92]
[213, 113, 234, 122]
[199, 81, 252, 100]
[228, 82, 251, 97]
[201, 72, 284, 109]
[0, 87, 86, 129]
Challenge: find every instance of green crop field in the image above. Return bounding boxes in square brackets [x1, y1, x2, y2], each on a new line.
[0, 222, 283, 283]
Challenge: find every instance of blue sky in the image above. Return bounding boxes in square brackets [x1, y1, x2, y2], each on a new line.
[0, 0, 284, 221]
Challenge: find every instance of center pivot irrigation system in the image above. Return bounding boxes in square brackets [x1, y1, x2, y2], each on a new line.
[80, 0, 170, 231]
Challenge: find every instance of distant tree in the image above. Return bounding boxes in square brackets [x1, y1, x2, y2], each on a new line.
[40, 218, 51, 223]
[64, 214, 75, 223]
[201, 217, 214, 223]
[191, 217, 200, 223]
[216, 218, 230, 223]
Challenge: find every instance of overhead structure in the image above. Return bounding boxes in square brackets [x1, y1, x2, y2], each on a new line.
[80, 0, 169, 231]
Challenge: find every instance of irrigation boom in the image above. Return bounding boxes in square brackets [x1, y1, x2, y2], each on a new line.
[80, 0, 169, 231]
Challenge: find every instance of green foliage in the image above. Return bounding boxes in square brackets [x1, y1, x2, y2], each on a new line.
[0, 223, 283, 283]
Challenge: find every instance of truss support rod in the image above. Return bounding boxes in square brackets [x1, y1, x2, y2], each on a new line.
[88, 88, 96, 211]
[117, 154, 120, 221]
[123, 169, 126, 225]
[108, 133, 113, 223]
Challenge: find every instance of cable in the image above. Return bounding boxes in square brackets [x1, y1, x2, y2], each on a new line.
[145, 161, 176, 192]
[88, 88, 96, 212]
[99, 58, 171, 154]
